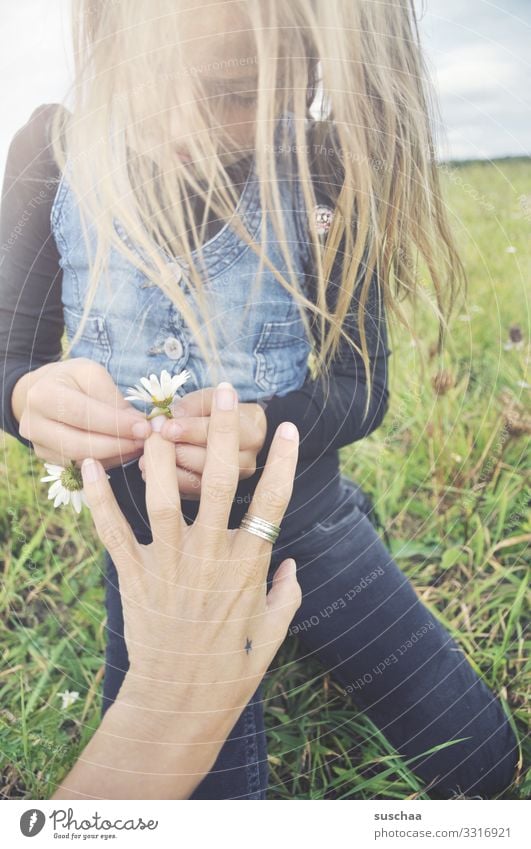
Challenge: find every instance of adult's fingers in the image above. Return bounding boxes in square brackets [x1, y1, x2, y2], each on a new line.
[195, 382, 240, 542]
[80, 457, 139, 583]
[266, 558, 302, 620]
[232, 422, 299, 573]
[143, 431, 187, 564]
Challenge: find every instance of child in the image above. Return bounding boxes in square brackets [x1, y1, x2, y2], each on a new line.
[0, 0, 517, 799]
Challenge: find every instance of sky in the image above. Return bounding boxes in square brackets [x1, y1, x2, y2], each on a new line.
[0, 0, 530, 178]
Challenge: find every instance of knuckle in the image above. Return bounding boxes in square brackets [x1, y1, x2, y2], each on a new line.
[99, 521, 129, 553]
[148, 503, 180, 527]
[212, 419, 237, 436]
[258, 486, 287, 512]
[203, 472, 235, 501]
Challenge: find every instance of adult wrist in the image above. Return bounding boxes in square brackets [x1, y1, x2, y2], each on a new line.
[115, 675, 240, 746]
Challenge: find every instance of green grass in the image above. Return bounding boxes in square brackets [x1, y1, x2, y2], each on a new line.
[1, 158, 529, 800]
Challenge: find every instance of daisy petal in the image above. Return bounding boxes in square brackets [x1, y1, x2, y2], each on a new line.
[54, 490, 66, 508]
[71, 491, 82, 513]
[44, 464, 64, 476]
[48, 480, 63, 498]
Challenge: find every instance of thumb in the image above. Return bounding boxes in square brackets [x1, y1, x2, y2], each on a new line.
[266, 558, 301, 626]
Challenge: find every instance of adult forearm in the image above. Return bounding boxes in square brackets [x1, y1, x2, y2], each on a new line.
[51, 679, 239, 800]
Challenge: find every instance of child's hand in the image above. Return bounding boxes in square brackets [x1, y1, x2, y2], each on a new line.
[15, 358, 148, 469]
[136, 387, 267, 499]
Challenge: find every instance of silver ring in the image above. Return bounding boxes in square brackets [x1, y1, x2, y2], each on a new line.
[239, 512, 281, 544]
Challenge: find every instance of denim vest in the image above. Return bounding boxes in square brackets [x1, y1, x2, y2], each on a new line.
[50, 114, 313, 410]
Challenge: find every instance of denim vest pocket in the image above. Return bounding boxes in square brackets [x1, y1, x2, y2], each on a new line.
[63, 305, 112, 369]
[253, 318, 310, 394]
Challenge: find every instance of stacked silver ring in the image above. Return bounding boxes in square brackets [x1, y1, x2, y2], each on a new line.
[239, 512, 281, 544]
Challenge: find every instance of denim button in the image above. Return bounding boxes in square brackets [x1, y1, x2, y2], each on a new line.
[164, 335, 184, 360]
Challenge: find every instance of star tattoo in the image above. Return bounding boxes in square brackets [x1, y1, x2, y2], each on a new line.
[244, 638, 253, 655]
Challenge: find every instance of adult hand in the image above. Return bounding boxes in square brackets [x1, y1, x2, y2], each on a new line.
[53, 381, 300, 800]
[135, 387, 267, 499]
[13, 359, 147, 469]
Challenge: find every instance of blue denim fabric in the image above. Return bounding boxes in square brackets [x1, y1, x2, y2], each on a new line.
[266, 476, 518, 798]
[50, 113, 312, 406]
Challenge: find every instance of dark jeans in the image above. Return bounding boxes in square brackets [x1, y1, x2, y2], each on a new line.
[101, 475, 518, 799]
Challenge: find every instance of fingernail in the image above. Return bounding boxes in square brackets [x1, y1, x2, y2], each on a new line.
[215, 381, 236, 411]
[166, 421, 184, 439]
[278, 422, 298, 441]
[132, 421, 150, 439]
[82, 457, 101, 483]
[150, 415, 166, 432]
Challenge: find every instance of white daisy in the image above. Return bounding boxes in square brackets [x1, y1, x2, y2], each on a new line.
[41, 461, 86, 512]
[57, 690, 80, 710]
[125, 368, 191, 419]
[40, 461, 89, 513]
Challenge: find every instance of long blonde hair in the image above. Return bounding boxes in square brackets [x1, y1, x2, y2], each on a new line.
[50, 0, 466, 418]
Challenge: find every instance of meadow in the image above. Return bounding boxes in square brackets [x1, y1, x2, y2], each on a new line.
[1, 157, 529, 799]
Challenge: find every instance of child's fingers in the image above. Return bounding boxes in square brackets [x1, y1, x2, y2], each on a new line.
[23, 415, 144, 464]
[34, 441, 143, 470]
[47, 384, 146, 438]
[158, 415, 209, 445]
[80, 458, 138, 580]
[170, 387, 215, 418]
[139, 444, 206, 475]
